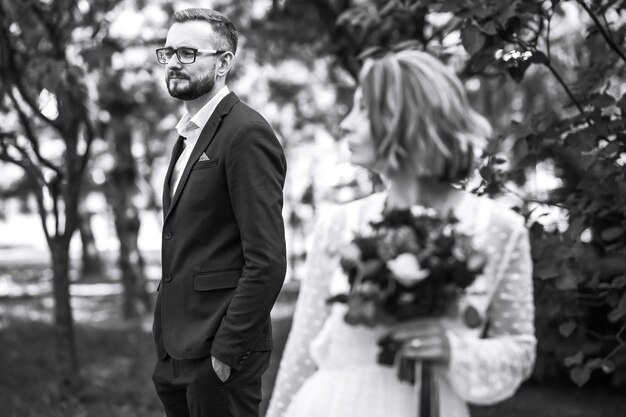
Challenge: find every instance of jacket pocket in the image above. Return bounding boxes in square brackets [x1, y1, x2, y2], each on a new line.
[193, 269, 240, 291]
[192, 158, 218, 170]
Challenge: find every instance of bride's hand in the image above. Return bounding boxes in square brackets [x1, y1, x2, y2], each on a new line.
[383, 318, 451, 364]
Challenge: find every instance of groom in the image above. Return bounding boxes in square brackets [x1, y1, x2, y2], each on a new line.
[152, 8, 287, 417]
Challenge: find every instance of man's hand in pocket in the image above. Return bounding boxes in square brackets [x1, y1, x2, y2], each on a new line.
[211, 356, 231, 383]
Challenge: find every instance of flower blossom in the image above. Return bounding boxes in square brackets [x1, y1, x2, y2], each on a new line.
[386, 253, 430, 287]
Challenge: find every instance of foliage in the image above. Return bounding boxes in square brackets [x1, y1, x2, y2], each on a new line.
[0, 0, 128, 391]
[0, 0, 174, 389]
[266, 0, 626, 387]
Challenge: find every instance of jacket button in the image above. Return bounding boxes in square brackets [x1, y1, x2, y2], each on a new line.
[165, 274, 173, 282]
[164, 232, 172, 240]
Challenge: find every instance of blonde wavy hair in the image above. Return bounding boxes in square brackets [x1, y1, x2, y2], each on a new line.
[359, 50, 492, 182]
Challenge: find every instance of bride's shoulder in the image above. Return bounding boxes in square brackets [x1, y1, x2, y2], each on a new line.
[342, 191, 386, 210]
[321, 192, 385, 219]
[313, 192, 386, 235]
[465, 193, 527, 235]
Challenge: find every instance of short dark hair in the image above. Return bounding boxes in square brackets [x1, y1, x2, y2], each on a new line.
[173, 8, 238, 54]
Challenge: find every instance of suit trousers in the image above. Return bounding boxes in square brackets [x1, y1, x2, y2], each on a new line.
[152, 351, 271, 417]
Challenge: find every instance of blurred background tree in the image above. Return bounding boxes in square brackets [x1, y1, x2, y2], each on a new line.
[0, 0, 125, 394]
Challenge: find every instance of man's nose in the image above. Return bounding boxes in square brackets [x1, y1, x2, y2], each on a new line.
[166, 54, 182, 70]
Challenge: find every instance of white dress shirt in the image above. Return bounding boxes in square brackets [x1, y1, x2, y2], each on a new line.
[170, 86, 231, 197]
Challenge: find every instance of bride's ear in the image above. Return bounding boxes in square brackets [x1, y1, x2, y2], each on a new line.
[216, 52, 234, 77]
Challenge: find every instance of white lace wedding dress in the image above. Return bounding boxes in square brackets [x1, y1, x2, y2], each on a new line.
[266, 191, 536, 417]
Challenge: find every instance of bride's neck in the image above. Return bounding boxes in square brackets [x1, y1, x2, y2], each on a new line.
[387, 176, 462, 212]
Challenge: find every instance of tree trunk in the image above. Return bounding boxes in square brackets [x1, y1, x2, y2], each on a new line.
[78, 206, 103, 278]
[107, 119, 152, 319]
[49, 236, 78, 397]
[113, 206, 151, 318]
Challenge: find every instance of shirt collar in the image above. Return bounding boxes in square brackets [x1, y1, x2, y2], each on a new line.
[175, 86, 230, 138]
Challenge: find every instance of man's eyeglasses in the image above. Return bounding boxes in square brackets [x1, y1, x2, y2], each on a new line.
[155, 47, 226, 64]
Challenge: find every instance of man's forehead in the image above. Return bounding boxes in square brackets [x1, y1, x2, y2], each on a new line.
[165, 21, 217, 47]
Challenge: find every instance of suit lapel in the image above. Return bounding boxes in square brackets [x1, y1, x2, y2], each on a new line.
[165, 92, 240, 221]
[162, 135, 185, 215]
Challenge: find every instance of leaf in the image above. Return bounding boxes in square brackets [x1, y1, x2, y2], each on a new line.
[555, 267, 578, 290]
[528, 50, 548, 64]
[600, 226, 623, 242]
[586, 357, 604, 369]
[379, 0, 400, 16]
[461, 25, 486, 55]
[599, 141, 622, 158]
[479, 165, 494, 181]
[608, 119, 626, 134]
[491, 155, 508, 165]
[570, 365, 591, 387]
[617, 93, 626, 112]
[587, 93, 616, 108]
[507, 60, 531, 83]
[481, 20, 497, 35]
[555, 275, 577, 290]
[535, 261, 559, 280]
[564, 351, 584, 366]
[559, 320, 576, 337]
[601, 359, 615, 374]
[495, 1, 520, 26]
[611, 275, 626, 289]
[608, 293, 626, 322]
[578, 154, 596, 171]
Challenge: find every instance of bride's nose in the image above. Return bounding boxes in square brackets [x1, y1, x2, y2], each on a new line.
[339, 109, 354, 133]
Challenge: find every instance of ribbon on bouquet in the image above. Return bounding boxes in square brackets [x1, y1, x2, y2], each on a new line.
[418, 361, 439, 417]
[399, 358, 439, 417]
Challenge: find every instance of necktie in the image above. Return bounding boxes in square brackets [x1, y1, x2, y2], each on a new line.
[169, 136, 187, 197]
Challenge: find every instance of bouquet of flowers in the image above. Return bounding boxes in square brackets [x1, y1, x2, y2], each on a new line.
[327, 205, 486, 371]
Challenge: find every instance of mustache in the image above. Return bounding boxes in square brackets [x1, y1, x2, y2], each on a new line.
[167, 71, 189, 79]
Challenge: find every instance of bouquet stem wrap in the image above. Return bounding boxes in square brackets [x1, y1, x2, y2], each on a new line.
[419, 361, 438, 417]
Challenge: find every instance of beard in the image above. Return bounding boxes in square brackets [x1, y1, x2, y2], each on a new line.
[166, 71, 215, 101]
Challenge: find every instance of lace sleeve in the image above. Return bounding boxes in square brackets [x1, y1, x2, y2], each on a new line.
[445, 223, 536, 405]
[265, 208, 340, 417]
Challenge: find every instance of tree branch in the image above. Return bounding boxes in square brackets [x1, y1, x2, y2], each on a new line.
[545, 10, 552, 61]
[516, 38, 585, 115]
[0, 139, 52, 243]
[28, 1, 66, 59]
[542, 59, 586, 115]
[5, 89, 63, 177]
[575, 0, 626, 65]
[605, 323, 626, 360]
[0, 15, 64, 135]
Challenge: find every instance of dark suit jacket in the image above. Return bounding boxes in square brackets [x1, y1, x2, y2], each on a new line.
[153, 92, 287, 371]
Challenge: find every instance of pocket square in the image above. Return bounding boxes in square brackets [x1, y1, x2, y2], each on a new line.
[198, 152, 211, 162]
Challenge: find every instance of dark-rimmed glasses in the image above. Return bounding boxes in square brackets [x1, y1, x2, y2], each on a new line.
[155, 47, 227, 64]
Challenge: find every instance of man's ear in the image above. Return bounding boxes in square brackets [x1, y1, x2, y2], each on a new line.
[216, 52, 234, 77]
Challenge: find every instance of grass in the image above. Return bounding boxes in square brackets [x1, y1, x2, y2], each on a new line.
[1, 265, 625, 417]
[0, 320, 161, 417]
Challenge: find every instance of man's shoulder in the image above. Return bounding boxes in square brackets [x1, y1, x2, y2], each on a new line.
[228, 99, 270, 124]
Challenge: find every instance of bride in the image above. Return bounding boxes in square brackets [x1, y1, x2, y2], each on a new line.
[266, 50, 536, 417]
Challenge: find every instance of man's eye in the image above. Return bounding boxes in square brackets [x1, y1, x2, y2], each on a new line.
[179, 49, 195, 58]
